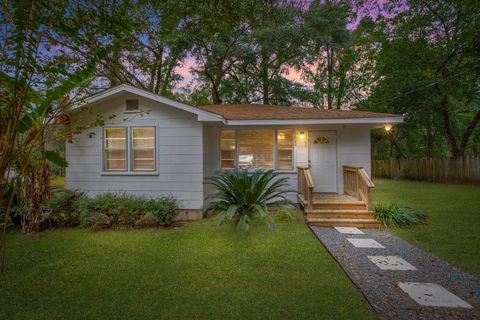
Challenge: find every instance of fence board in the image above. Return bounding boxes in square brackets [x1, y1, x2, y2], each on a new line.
[372, 156, 480, 184]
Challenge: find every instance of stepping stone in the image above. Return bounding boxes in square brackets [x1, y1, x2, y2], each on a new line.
[334, 227, 364, 234]
[368, 256, 417, 270]
[398, 282, 472, 308]
[347, 238, 385, 248]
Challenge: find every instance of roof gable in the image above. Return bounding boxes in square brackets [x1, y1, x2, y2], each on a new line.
[72, 84, 224, 122]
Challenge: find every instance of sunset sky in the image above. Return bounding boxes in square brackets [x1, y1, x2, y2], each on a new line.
[173, 0, 406, 89]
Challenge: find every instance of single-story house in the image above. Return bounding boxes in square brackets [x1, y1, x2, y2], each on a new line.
[67, 84, 403, 226]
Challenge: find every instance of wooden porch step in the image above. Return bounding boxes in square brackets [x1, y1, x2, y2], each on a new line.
[312, 202, 367, 210]
[307, 217, 381, 228]
[305, 209, 374, 219]
[297, 194, 367, 210]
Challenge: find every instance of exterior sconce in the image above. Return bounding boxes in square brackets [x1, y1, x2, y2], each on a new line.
[384, 123, 392, 132]
[298, 131, 305, 139]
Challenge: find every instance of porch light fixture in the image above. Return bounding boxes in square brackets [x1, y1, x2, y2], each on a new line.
[298, 131, 305, 139]
[384, 123, 392, 132]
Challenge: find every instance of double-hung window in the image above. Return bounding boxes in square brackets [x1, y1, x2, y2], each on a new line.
[131, 127, 156, 171]
[103, 126, 156, 172]
[220, 129, 294, 170]
[104, 128, 127, 171]
[276, 129, 293, 170]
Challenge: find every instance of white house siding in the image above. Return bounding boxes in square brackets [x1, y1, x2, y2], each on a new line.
[66, 93, 203, 209]
[201, 124, 373, 201]
[202, 125, 219, 204]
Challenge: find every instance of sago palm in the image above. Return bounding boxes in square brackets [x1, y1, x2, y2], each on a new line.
[204, 169, 293, 231]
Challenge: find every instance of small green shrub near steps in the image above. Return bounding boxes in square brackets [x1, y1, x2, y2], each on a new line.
[47, 190, 179, 229]
[374, 202, 427, 227]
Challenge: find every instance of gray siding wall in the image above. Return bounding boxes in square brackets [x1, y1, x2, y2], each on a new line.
[66, 93, 203, 209]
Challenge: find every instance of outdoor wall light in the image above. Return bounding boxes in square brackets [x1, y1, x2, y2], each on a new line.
[298, 131, 305, 139]
[384, 123, 392, 132]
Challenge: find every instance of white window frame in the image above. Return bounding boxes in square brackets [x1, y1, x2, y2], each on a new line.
[101, 125, 158, 176]
[130, 126, 157, 172]
[219, 129, 237, 169]
[276, 129, 294, 171]
[219, 128, 295, 172]
[103, 127, 128, 172]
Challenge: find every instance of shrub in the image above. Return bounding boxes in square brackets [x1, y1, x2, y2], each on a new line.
[145, 196, 179, 226]
[47, 188, 83, 226]
[374, 203, 427, 227]
[204, 169, 293, 231]
[76, 193, 179, 228]
[77, 193, 145, 227]
[45, 189, 180, 229]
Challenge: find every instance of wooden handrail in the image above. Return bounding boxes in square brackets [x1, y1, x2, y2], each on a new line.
[297, 166, 314, 210]
[342, 165, 375, 210]
[358, 168, 374, 188]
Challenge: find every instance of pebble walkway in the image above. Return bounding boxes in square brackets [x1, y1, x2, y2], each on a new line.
[310, 226, 480, 319]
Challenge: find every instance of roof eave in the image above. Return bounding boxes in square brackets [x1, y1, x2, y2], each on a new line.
[224, 116, 404, 126]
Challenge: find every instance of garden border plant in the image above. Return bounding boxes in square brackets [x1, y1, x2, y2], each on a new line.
[204, 169, 295, 231]
[373, 202, 427, 227]
[1, 189, 180, 231]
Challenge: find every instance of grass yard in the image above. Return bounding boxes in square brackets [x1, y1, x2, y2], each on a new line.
[0, 215, 372, 320]
[373, 179, 480, 276]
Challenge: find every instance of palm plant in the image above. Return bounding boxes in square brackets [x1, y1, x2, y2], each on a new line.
[204, 169, 293, 231]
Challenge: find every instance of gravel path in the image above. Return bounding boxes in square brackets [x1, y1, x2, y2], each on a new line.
[310, 226, 480, 319]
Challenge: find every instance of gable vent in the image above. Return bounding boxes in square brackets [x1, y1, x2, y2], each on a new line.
[126, 99, 140, 111]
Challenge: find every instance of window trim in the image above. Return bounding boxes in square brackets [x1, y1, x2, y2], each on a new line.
[276, 129, 294, 171]
[220, 128, 295, 172]
[101, 125, 158, 176]
[130, 126, 157, 172]
[219, 129, 237, 169]
[103, 127, 128, 172]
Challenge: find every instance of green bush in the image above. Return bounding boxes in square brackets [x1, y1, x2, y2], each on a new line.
[204, 169, 293, 231]
[76, 193, 146, 227]
[47, 188, 83, 226]
[145, 196, 179, 226]
[47, 191, 179, 229]
[374, 203, 427, 227]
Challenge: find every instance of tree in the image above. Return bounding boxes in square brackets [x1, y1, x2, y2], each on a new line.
[362, 0, 480, 158]
[189, 1, 252, 104]
[51, 0, 192, 97]
[0, 0, 112, 238]
[236, 0, 306, 105]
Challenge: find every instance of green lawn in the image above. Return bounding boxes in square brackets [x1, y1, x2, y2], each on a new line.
[0, 216, 372, 320]
[3, 178, 477, 319]
[373, 179, 480, 276]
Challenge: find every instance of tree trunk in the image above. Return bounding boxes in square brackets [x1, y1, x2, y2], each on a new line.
[327, 46, 334, 110]
[440, 94, 462, 156]
[153, 47, 164, 94]
[459, 109, 480, 156]
[261, 52, 270, 105]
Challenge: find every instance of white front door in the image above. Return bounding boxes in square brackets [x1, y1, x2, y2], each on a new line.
[308, 131, 337, 192]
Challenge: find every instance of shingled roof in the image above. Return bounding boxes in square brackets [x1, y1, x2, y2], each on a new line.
[197, 104, 402, 120]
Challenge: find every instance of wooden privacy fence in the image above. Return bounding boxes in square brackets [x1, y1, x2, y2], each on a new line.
[372, 156, 480, 184]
